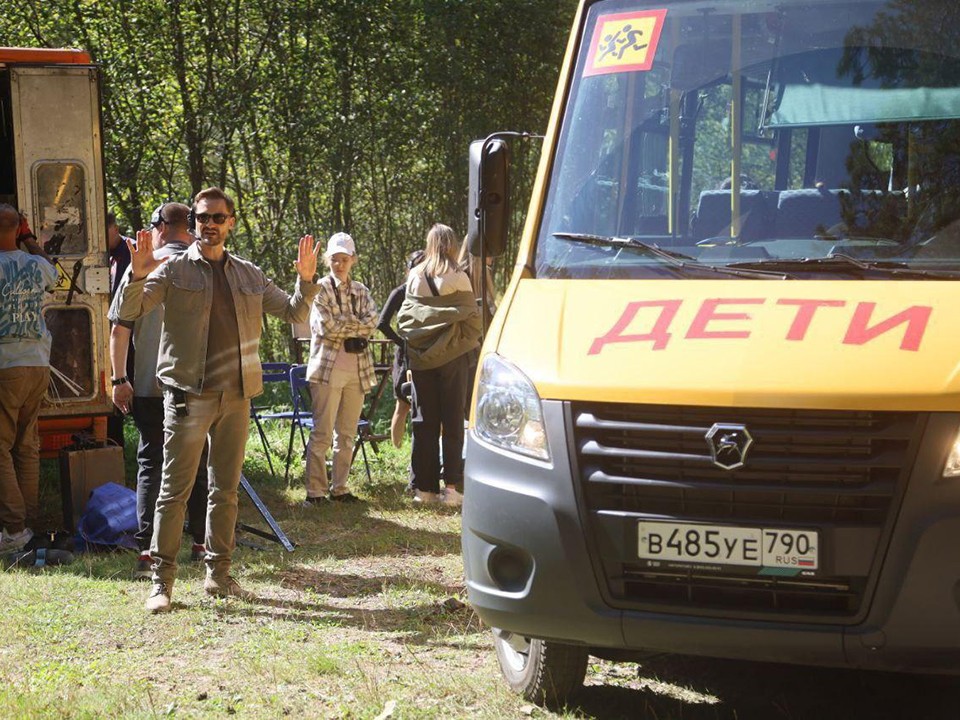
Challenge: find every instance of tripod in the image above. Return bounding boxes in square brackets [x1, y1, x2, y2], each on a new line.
[237, 474, 294, 552]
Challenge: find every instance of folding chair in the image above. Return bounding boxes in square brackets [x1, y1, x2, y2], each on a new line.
[291, 322, 310, 365]
[249, 361, 292, 481]
[281, 364, 314, 485]
[281, 364, 374, 487]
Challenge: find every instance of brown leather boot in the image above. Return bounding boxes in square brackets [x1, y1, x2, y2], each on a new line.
[204, 575, 254, 601]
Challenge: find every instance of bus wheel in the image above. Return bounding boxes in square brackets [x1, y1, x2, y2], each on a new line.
[493, 628, 588, 707]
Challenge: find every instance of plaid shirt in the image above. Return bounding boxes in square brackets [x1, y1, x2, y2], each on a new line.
[305, 274, 378, 391]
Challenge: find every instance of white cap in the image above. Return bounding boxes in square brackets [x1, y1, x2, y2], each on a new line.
[324, 232, 356, 257]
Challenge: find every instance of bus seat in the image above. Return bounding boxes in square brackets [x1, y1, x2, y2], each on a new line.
[775, 188, 844, 238]
[692, 190, 774, 242]
[776, 188, 906, 240]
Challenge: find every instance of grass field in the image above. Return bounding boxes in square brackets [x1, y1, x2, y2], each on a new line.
[2, 416, 960, 719]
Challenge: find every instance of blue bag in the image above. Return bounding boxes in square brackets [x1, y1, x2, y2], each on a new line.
[76, 482, 138, 550]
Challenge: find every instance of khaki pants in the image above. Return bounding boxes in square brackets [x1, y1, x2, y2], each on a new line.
[304, 367, 365, 498]
[151, 388, 250, 584]
[0, 366, 48, 534]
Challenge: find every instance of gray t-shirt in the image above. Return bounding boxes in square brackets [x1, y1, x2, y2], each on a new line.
[108, 241, 190, 397]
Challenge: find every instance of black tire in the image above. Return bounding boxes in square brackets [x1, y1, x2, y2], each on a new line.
[493, 628, 588, 708]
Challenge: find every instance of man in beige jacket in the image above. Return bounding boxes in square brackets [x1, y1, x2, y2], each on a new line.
[119, 187, 320, 613]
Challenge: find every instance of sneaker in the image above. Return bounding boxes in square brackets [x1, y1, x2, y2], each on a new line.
[441, 487, 464, 507]
[413, 490, 441, 505]
[204, 575, 254, 601]
[0, 528, 33, 553]
[329, 491, 362, 504]
[145, 582, 173, 613]
[132, 553, 153, 581]
[190, 543, 206, 562]
[303, 495, 330, 507]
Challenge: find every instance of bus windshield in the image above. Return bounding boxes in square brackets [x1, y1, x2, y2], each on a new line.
[536, 0, 960, 280]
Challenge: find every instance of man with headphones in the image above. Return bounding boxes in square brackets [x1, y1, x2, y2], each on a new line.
[117, 187, 321, 613]
[107, 202, 209, 580]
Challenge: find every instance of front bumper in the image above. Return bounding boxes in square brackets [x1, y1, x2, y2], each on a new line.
[462, 401, 960, 672]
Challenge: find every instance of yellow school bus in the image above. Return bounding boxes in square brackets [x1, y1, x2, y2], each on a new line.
[1, 48, 113, 452]
[462, 0, 960, 705]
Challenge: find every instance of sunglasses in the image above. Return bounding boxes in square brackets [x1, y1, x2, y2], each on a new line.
[195, 213, 232, 225]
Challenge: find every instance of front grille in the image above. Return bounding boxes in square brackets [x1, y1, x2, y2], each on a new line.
[572, 402, 923, 620]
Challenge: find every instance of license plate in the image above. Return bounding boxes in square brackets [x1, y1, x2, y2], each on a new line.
[637, 521, 819, 570]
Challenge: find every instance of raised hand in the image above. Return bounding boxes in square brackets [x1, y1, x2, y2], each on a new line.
[127, 229, 168, 280]
[295, 234, 321, 281]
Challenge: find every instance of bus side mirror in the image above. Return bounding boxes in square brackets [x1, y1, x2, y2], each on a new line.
[467, 138, 510, 258]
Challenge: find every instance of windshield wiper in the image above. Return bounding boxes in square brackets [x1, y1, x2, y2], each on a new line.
[727, 253, 960, 279]
[552, 232, 789, 280]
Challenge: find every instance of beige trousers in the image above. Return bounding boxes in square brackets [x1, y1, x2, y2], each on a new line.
[152, 388, 250, 584]
[0, 366, 48, 534]
[304, 367, 365, 498]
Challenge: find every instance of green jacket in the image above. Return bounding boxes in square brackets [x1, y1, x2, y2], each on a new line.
[117, 242, 318, 398]
[397, 290, 481, 371]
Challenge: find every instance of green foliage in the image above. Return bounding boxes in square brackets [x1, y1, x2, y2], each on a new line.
[2, 0, 577, 354]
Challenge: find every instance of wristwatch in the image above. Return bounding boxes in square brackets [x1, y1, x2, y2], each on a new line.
[111, 376, 129, 387]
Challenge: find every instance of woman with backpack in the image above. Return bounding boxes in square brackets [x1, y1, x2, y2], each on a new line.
[398, 224, 482, 507]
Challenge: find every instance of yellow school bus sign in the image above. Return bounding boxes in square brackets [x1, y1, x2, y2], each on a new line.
[583, 9, 667, 77]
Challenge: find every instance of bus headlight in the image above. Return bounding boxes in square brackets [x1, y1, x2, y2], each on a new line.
[474, 354, 550, 461]
[944, 428, 960, 477]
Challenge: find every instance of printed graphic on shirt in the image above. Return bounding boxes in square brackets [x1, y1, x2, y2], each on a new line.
[0, 259, 47, 340]
[583, 9, 667, 77]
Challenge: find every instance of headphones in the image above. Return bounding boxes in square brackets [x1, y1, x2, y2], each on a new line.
[150, 202, 169, 229]
[152, 201, 194, 238]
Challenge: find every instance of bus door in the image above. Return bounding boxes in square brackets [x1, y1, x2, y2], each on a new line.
[8, 64, 112, 425]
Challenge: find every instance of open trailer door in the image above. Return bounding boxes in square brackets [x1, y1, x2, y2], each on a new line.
[7, 62, 112, 449]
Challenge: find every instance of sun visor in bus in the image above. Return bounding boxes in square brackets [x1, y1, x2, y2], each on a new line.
[769, 84, 960, 127]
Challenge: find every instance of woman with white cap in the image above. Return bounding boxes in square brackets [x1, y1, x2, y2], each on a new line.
[303, 232, 379, 504]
